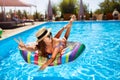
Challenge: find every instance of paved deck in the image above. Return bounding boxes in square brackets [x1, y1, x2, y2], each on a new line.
[0, 22, 45, 40]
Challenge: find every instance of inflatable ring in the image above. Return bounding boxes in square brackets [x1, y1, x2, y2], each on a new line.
[19, 42, 85, 66]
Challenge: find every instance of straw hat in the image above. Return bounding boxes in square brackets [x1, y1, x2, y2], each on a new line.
[36, 27, 51, 42]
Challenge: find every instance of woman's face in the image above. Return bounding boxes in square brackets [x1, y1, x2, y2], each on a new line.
[43, 32, 52, 44]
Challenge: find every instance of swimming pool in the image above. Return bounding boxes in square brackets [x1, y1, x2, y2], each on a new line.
[0, 21, 120, 80]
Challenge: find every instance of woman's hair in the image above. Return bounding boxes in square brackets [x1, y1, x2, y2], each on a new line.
[36, 40, 47, 57]
[36, 32, 52, 57]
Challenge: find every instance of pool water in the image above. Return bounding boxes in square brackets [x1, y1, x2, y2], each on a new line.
[0, 21, 120, 80]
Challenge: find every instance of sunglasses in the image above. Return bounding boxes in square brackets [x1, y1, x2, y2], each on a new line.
[47, 32, 52, 38]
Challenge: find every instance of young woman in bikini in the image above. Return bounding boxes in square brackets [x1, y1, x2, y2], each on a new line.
[15, 15, 76, 70]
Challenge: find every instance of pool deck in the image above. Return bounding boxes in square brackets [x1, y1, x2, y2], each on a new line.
[0, 22, 46, 40]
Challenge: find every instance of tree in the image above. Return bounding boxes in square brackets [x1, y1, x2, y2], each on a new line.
[59, 0, 78, 14]
[99, 0, 111, 14]
[23, 10, 28, 19]
[33, 11, 40, 21]
[89, 11, 93, 18]
[95, 0, 120, 14]
[52, 5, 58, 15]
[95, 9, 102, 14]
[17, 10, 22, 19]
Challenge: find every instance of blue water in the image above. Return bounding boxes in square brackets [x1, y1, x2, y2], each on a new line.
[0, 21, 120, 80]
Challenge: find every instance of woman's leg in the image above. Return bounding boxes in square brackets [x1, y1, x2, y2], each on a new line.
[54, 15, 75, 39]
[64, 22, 72, 40]
[64, 15, 76, 40]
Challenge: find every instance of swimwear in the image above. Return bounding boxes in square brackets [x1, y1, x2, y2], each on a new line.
[47, 41, 65, 59]
[47, 54, 52, 59]
[54, 41, 65, 49]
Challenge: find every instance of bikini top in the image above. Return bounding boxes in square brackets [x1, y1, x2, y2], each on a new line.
[47, 41, 65, 59]
[54, 41, 65, 49]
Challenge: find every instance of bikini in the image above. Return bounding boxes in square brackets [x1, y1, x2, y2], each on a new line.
[47, 41, 65, 59]
[54, 41, 65, 49]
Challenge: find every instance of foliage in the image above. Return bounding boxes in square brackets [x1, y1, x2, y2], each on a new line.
[59, 0, 78, 14]
[17, 10, 22, 19]
[59, 0, 89, 18]
[82, 4, 89, 14]
[52, 5, 58, 15]
[89, 11, 93, 18]
[23, 10, 28, 19]
[95, 9, 103, 14]
[95, 0, 120, 14]
[33, 11, 40, 20]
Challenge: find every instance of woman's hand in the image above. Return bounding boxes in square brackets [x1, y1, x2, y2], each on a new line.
[60, 49, 65, 55]
[14, 38, 26, 50]
[39, 57, 55, 70]
[39, 64, 48, 70]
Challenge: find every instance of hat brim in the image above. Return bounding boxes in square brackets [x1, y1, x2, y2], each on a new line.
[37, 28, 52, 42]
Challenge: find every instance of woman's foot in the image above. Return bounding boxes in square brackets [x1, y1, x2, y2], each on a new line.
[70, 15, 76, 23]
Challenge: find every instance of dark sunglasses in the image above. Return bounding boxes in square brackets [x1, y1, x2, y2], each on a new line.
[47, 32, 52, 38]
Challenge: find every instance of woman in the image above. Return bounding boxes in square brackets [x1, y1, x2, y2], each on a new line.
[15, 15, 76, 70]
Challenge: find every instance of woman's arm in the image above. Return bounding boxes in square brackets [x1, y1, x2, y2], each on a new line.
[20, 45, 36, 51]
[40, 48, 59, 70]
[14, 38, 36, 51]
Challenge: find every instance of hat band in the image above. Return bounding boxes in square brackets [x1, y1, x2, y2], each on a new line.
[37, 30, 48, 40]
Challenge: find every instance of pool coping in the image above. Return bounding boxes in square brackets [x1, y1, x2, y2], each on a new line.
[0, 22, 46, 41]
